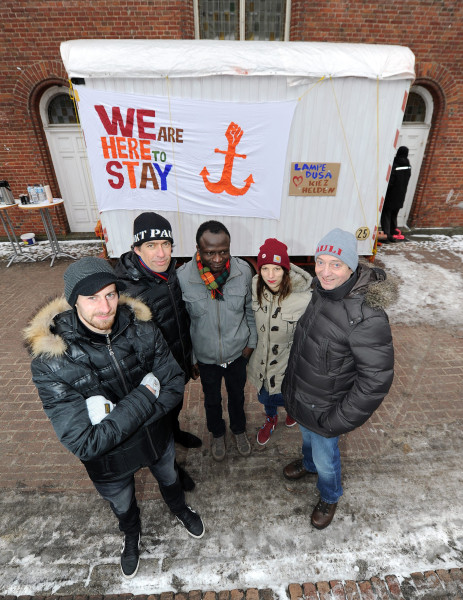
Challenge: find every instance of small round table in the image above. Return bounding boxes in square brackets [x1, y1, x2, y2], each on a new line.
[0, 203, 37, 267]
[17, 199, 76, 267]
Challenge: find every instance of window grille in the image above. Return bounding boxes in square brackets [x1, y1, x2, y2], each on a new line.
[245, 0, 285, 40]
[197, 0, 288, 41]
[403, 92, 426, 123]
[47, 94, 77, 124]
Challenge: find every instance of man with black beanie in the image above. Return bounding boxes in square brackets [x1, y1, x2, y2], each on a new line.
[24, 257, 205, 580]
[115, 213, 202, 488]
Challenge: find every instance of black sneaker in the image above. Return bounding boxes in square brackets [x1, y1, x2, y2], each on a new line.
[120, 532, 141, 579]
[176, 505, 205, 538]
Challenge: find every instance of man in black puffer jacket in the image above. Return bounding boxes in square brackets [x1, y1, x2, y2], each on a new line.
[282, 229, 395, 530]
[24, 257, 205, 580]
[115, 213, 201, 454]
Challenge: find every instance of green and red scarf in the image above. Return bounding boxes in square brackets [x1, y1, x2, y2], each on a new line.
[196, 251, 230, 300]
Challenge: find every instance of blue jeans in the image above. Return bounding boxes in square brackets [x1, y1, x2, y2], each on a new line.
[198, 355, 247, 437]
[92, 438, 177, 516]
[258, 386, 285, 418]
[299, 425, 343, 504]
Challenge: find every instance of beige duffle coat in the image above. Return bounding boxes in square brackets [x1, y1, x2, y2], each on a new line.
[247, 263, 312, 396]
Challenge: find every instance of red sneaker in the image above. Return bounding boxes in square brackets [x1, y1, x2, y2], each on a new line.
[257, 416, 278, 445]
[285, 414, 297, 428]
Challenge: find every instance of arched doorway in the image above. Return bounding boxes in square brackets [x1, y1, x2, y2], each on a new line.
[39, 86, 99, 232]
[397, 85, 434, 227]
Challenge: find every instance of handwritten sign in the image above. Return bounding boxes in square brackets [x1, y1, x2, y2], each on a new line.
[75, 86, 297, 219]
[289, 162, 341, 196]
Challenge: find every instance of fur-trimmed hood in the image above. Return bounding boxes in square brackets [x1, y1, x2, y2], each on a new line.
[350, 262, 398, 310]
[287, 263, 313, 292]
[23, 294, 152, 359]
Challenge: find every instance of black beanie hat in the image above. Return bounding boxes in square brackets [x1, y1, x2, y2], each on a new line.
[133, 212, 174, 247]
[63, 257, 121, 307]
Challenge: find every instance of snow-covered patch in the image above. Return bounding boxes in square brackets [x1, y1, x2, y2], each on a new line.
[375, 235, 463, 330]
[0, 239, 104, 262]
[0, 233, 462, 596]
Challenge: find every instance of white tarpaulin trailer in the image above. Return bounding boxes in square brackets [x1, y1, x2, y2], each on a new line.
[60, 39, 415, 258]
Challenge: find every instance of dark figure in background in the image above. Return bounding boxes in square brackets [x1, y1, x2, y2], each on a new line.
[381, 146, 411, 242]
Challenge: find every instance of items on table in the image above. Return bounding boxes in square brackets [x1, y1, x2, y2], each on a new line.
[0, 181, 15, 205]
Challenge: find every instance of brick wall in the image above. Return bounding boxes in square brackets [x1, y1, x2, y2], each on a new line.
[1, 0, 461, 233]
[290, 0, 463, 227]
[0, 0, 195, 235]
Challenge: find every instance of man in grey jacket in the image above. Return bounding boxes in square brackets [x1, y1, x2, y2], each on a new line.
[177, 221, 257, 462]
[282, 229, 395, 530]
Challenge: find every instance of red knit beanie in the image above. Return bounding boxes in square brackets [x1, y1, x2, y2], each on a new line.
[257, 238, 290, 271]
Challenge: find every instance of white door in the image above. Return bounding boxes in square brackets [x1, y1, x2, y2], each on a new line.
[397, 86, 433, 227]
[40, 86, 99, 232]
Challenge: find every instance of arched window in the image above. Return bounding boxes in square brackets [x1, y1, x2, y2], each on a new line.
[403, 92, 426, 123]
[47, 93, 77, 124]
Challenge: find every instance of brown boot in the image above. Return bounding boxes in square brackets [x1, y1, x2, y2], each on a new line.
[283, 458, 317, 480]
[311, 499, 338, 529]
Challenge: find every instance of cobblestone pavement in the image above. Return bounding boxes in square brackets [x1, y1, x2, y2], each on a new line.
[0, 248, 462, 599]
[0, 572, 463, 600]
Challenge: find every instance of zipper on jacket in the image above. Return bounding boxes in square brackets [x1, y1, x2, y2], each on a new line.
[144, 419, 160, 459]
[107, 319, 160, 458]
[106, 334, 130, 396]
[167, 279, 188, 367]
[216, 300, 223, 364]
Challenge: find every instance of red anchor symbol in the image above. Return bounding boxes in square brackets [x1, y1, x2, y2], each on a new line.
[200, 122, 254, 196]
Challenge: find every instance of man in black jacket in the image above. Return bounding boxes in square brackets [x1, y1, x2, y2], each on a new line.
[282, 229, 395, 530]
[24, 257, 205, 580]
[115, 213, 202, 451]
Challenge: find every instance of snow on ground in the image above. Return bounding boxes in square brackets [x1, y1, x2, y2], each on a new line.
[0, 239, 104, 262]
[1, 424, 462, 597]
[0, 234, 462, 596]
[374, 234, 463, 330]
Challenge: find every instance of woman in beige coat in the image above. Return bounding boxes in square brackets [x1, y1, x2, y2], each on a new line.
[247, 238, 312, 445]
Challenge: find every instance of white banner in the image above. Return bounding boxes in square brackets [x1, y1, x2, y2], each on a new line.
[75, 86, 296, 219]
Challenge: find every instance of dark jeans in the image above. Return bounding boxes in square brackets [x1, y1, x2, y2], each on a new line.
[92, 438, 177, 517]
[257, 386, 285, 418]
[170, 393, 185, 436]
[198, 355, 247, 437]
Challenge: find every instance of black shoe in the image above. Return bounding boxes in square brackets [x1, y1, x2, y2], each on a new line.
[177, 463, 196, 492]
[176, 505, 205, 538]
[174, 430, 202, 448]
[120, 532, 140, 579]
